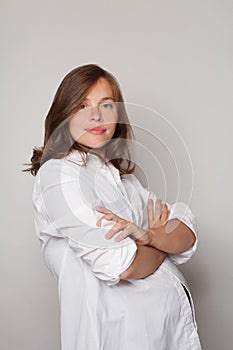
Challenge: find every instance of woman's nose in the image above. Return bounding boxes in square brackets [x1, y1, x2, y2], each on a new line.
[89, 105, 103, 121]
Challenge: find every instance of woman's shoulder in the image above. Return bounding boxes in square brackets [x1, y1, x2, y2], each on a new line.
[34, 153, 83, 192]
[35, 158, 64, 180]
[38, 151, 84, 175]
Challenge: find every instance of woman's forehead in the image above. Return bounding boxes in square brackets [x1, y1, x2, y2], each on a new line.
[84, 78, 114, 100]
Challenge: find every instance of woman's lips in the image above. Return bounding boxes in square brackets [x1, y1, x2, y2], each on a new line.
[87, 127, 106, 134]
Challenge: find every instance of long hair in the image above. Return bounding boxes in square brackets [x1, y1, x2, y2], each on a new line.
[23, 64, 135, 176]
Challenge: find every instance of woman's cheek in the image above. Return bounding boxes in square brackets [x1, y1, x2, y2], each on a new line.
[69, 117, 83, 140]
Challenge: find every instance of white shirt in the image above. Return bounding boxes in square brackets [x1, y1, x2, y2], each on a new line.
[33, 150, 202, 350]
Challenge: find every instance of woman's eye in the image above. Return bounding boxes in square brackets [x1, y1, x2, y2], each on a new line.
[79, 104, 86, 109]
[101, 103, 113, 109]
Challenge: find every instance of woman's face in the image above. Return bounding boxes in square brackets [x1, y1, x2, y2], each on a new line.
[69, 78, 118, 150]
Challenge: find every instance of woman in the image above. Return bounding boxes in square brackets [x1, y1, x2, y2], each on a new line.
[25, 64, 202, 349]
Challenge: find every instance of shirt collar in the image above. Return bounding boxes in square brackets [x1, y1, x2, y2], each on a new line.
[64, 150, 121, 176]
[64, 150, 87, 166]
[64, 150, 105, 167]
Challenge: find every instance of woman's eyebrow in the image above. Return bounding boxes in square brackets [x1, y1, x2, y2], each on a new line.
[83, 97, 115, 102]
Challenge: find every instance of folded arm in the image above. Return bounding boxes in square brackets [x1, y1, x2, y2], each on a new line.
[126, 175, 199, 265]
[120, 244, 167, 280]
[120, 218, 195, 280]
[96, 198, 198, 277]
[97, 199, 170, 281]
[147, 218, 196, 254]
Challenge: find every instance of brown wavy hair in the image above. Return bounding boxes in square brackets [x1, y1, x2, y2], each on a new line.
[23, 63, 135, 176]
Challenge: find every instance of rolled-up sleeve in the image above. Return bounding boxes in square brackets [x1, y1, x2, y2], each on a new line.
[147, 190, 198, 264]
[164, 201, 198, 264]
[33, 159, 137, 286]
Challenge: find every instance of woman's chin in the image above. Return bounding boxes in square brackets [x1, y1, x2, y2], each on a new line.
[85, 140, 109, 150]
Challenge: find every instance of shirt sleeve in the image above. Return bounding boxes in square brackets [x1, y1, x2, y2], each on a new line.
[161, 199, 198, 265]
[128, 174, 198, 265]
[33, 160, 137, 286]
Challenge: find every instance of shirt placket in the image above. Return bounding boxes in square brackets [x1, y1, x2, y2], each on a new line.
[104, 163, 138, 224]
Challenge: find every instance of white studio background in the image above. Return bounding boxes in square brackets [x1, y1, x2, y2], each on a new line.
[1, 1, 233, 349]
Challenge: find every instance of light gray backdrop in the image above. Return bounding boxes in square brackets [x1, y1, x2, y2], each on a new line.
[1, 1, 233, 349]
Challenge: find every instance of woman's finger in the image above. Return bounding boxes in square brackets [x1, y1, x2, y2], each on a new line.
[114, 224, 134, 242]
[147, 199, 154, 228]
[153, 199, 162, 225]
[96, 212, 121, 227]
[105, 221, 128, 239]
[95, 206, 112, 214]
[114, 224, 147, 243]
[160, 204, 170, 223]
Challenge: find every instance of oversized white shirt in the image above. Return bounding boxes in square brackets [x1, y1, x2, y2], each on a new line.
[33, 150, 202, 350]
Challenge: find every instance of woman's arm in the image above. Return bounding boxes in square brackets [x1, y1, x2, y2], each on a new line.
[125, 175, 198, 264]
[120, 244, 167, 280]
[147, 219, 196, 254]
[96, 201, 197, 256]
[97, 199, 169, 281]
[120, 219, 196, 281]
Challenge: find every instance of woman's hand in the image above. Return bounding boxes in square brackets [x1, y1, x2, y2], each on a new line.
[95, 199, 170, 245]
[147, 199, 170, 230]
[96, 206, 150, 244]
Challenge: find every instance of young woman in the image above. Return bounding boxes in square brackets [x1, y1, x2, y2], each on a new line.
[25, 64, 202, 349]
